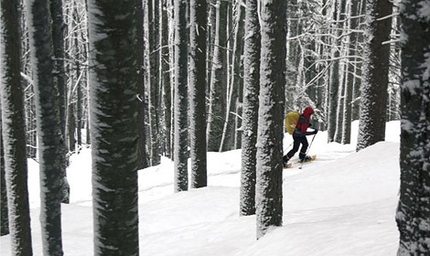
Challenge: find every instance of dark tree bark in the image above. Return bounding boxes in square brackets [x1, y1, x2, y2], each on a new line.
[50, 0, 70, 204]
[0, 1, 33, 249]
[67, 103, 76, 151]
[256, 0, 286, 240]
[356, 0, 392, 151]
[76, 62, 83, 149]
[396, 0, 430, 253]
[87, 0, 141, 254]
[173, 0, 189, 192]
[26, 0, 65, 253]
[50, 0, 66, 136]
[240, 0, 260, 216]
[189, 0, 208, 188]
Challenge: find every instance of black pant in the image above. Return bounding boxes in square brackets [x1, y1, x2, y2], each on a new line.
[284, 135, 308, 162]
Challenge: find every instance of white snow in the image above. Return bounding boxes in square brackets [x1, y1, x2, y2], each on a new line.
[1, 120, 401, 255]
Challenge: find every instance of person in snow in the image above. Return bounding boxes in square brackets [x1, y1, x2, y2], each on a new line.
[283, 106, 318, 166]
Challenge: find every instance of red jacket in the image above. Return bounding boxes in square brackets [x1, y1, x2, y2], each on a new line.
[295, 107, 314, 136]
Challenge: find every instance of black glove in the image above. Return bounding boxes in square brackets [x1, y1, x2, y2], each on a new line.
[313, 129, 318, 134]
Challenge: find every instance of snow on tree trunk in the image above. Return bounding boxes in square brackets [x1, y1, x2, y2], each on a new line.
[0, 115, 8, 236]
[256, 0, 286, 240]
[240, 0, 260, 217]
[207, 0, 228, 152]
[189, 0, 208, 188]
[26, 0, 65, 253]
[356, 0, 393, 151]
[0, 1, 33, 250]
[396, 0, 430, 254]
[173, 0, 189, 192]
[50, 0, 70, 204]
[87, 0, 141, 254]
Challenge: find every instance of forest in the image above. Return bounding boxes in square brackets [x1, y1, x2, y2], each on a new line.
[0, 0, 429, 255]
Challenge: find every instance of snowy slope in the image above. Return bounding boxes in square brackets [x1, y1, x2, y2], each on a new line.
[1, 121, 401, 255]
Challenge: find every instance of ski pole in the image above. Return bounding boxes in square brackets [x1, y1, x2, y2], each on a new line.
[299, 133, 317, 169]
[308, 133, 316, 152]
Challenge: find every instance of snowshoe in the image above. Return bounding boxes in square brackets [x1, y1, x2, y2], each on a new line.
[299, 155, 317, 163]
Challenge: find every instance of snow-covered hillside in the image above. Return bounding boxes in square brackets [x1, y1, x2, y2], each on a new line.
[1, 121, 401, 255]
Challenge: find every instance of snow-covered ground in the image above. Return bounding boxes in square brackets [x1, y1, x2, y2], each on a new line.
[1, 121, 401, 255]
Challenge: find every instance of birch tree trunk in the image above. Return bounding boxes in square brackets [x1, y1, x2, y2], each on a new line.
[87, 0, 141, 253]
[256, 0, 286, 240]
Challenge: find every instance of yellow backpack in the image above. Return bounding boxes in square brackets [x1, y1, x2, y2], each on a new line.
[285, 111, 300, 135]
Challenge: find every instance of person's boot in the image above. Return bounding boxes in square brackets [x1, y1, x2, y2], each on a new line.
[283, 156, 290, 167]
[302, 155, 312, 162]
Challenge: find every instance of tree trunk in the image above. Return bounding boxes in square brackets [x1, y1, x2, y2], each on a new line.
[173, 0, 189, 192]
[147, 0, 161, 166]
[68, 103, 76, 152]
[220, 1, 245, 151]
[240, 0, 260, 217]
[327, 0, 346, 143]
[87, 0, 141, 254]
[26, 0, 65, 253]
[161, 0, 172, 159]
[256, 0, 286, 240]
[342, 0, 360, 144]
[0, 1, 33, 249]
[207, 0, 228, 152]
[0, 119, 8, 236]
[396, 0, 430, 253]
[137, 0, 148, 169]
[50, 0, 67, 142]
[352, 0, 366, 122]
[356, 0, 392, 151]
[51, 0, 70, 204]
[189, 0, 208, 188]
[76, 62, 82, 150]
